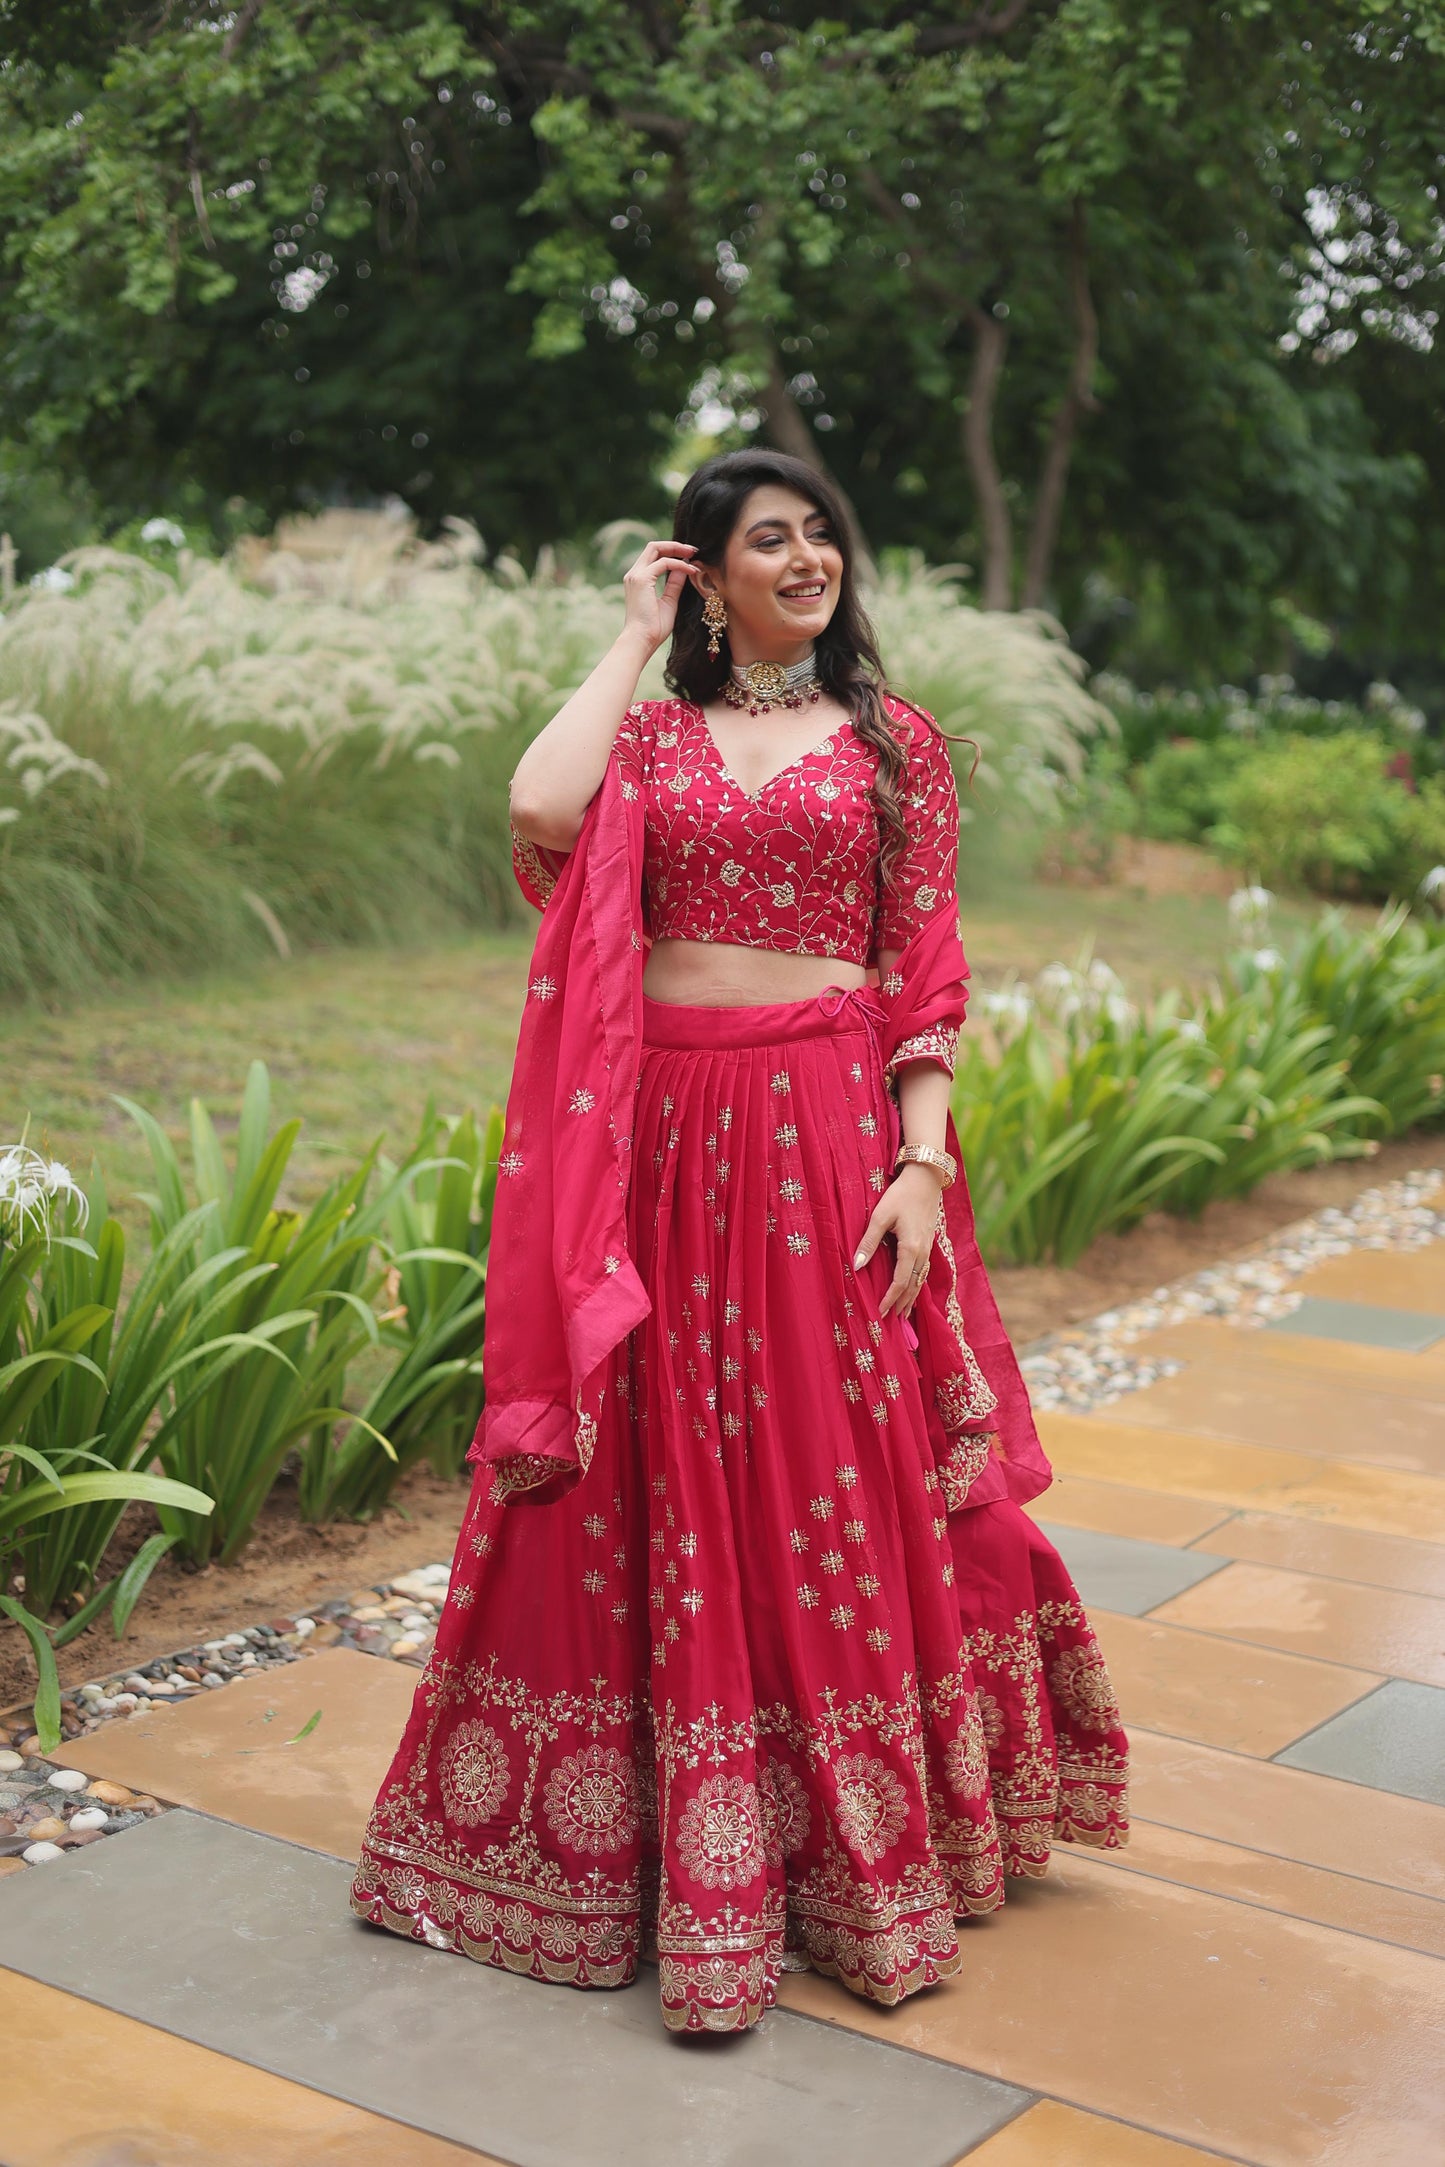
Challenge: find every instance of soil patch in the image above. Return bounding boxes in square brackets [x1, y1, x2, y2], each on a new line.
[0, 1466, 471, 1715]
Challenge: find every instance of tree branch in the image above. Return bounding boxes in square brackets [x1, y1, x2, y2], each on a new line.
[1021, 198, 1100, 609]
[963, 305, 1013, 609]
[759, 348, 878, 581]
[220, 0, 263, 63]
[911, 3, 1031, 52]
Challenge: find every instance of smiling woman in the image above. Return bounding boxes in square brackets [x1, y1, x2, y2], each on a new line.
[351, 450, 1128, 2037]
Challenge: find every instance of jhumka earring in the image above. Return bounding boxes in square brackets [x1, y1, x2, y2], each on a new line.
[702, 590, 728, 659]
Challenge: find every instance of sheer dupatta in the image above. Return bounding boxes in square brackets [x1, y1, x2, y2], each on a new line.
[471, 726, 1052, 1516]
[877, 906, 1052, 1513]
[467, 760, 649, 1502]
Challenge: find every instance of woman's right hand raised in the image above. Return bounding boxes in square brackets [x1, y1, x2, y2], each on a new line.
[621, 538, 699, 653]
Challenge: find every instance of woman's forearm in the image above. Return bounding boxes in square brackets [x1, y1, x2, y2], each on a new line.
[509, 627, 654, 850]
[895, 1059, 952, 1153]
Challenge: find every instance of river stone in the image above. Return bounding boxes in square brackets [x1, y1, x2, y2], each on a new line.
[47, 1769, 88, 1793]
[21, 1841, 63, 1863]
[0, 1749, 24, 1772]
[68, 1808, 108, 1832]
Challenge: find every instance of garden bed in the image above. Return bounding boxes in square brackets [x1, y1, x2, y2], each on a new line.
[4, 1128, 1439, 1721]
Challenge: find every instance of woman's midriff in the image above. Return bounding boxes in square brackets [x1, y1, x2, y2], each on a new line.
[641, 935, 871, 1008]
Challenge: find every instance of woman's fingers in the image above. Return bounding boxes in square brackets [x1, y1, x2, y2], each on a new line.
[856, 1198, 934, 1319]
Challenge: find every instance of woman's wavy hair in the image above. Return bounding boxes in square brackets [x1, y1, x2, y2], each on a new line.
[663, 448, 914, 889]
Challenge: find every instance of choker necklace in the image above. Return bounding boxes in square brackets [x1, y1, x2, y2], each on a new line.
[724, 653, 822, 715]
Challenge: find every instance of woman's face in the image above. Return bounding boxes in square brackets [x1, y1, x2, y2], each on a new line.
[700, 484, 844, 658]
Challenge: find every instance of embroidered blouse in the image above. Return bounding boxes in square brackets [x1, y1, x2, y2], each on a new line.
[513, 690, 963, 1079]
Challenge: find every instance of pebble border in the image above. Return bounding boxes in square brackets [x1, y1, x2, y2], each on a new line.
[3, 1167, 1443, 1875]
[1020, 1166, 1445, 1411]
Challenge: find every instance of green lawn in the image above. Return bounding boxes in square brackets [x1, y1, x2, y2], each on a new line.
[2, 864, 1355, 1222]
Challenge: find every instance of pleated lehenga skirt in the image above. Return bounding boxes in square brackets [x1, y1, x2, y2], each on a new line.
[351, 988, 1128, 2034]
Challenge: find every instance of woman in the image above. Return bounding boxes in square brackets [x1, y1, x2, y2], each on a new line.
[351, 449, 1128, 2036]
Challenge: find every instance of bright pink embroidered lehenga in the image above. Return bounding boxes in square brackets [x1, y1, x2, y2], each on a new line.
[351, 695, 1129, 2033]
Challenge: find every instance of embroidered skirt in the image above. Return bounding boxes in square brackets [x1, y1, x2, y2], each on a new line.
[350, 990, 1128, 2033]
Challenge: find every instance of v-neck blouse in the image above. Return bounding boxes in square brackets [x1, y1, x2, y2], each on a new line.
[615, 692, 959, 970]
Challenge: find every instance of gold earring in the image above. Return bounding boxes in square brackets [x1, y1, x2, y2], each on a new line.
[702, 590, 728, 659]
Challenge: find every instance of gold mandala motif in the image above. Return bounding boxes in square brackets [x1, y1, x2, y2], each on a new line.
[943, 1712, 990, 1799]
[543, 1745, 638, 1856]
[833, 1753, 911, 1864]
[1048, 1646, 1122, 1734]
[438, 1719, 510, 1827]
[759, 1758, 812, 1862]
[675, 1774, 766, 1891]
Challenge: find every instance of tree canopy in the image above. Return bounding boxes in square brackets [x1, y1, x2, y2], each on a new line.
[1, 2, 1443, 677]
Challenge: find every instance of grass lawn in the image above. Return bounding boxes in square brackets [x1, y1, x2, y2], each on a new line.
[3, 859, 1363, 1221]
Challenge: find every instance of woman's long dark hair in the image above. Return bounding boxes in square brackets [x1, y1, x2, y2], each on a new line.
[664, 449, 912, 889]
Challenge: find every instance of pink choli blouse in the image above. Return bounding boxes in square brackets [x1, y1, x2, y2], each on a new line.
[612, 691, 963, 1077]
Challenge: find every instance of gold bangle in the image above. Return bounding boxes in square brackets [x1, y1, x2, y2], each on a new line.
[894, 1143, 957, 1189]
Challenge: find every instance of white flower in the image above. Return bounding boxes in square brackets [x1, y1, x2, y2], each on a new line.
[28, 566, 74, 592]
[1228, 885, 1274, 924]
[1173, 1018, 1206, 1043]
[1085, 958, 1124, 995]
[977, 986, 1033, 1035]
[1418, 865, 1445, 903]
[0, 1144, 88, 1242]
[1251, 947, 1284, 973]
[140, 518, 186, 548]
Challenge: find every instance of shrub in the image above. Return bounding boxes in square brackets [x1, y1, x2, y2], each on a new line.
[1208, 732, 1411, 897]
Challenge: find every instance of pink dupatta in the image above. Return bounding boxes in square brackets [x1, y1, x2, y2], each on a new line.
[470, 723, 1052, 1516]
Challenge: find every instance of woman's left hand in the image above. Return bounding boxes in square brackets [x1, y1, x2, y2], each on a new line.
[852, 1166, 944, 1320]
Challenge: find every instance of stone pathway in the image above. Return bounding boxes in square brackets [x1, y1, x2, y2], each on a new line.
[3, 1230, 1444, 2163]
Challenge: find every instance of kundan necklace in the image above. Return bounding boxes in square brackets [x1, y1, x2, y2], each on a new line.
[724, 653, 823, 716]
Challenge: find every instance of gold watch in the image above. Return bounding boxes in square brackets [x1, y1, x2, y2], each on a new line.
[894, 1143, 957, 1190]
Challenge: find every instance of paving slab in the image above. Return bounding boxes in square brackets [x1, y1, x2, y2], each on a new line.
[1293, 1241, 1445, 1313]
[780, 1852, 1445, 2167]
[963, 2098, 1246, 2165]
[1148, 1562, 1445, 1687]
[1187, 1511, 1445, 1600]
[1127, 1727, 1445, 1901]
[1033, 1522, 1228, 1617]
[0, 1969, 496, 2167]
[1263, 1294, 1445, 1351]
[1091, 1612, 1381, 1757]
[1039, 1410, 1445, 1542]
[1079, 1817, 1445, 1959]
[1105, 1366, 1445, 1477]
[1024, 1474, 1232, 1548]
[0, 1811, 1030, 2167]
[1135, 1318, 1445, 1402]
[1275, 1679, 1445, 1807]
[49, 1646, 418, 1858]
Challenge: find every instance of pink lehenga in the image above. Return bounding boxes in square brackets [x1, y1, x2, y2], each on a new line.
[351, 695, 1129, 2034]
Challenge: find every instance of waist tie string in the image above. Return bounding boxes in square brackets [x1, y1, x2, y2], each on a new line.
[816, 985, 920, 1352]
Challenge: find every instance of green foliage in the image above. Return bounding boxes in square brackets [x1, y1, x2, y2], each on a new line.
[120, 1060, 420, 1566]
[298, 1104, 500, 1523]
[0, 5, 676, 551]
[1132, 737, 1250, 847]
[1208, 732, 1442, 899]
[1, 1066, 506, 1721]
[1, 2, 1442, 669]
[953, 909, 1445, 1267]
[0, 1183, 217, 1750]
[1232, 908, 1445, 1141]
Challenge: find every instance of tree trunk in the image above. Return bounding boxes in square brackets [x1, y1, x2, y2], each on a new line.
[759, 349, 878, 582]
[1021, 199, 1100, 611]
[962, 306, 1013, 610]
